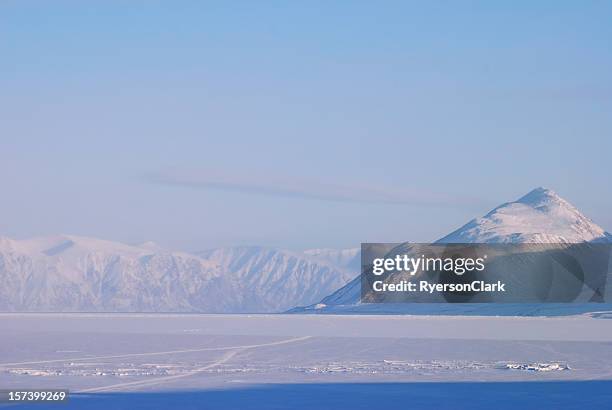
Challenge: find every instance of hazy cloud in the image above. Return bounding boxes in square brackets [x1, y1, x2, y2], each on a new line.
[145, 170, 486, 208]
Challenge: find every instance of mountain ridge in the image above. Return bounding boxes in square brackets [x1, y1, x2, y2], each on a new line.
[1, 187, 609, 314]
[0, 237, 355, 313]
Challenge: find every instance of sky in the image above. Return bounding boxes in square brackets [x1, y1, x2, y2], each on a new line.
[1, 1, 611, 251]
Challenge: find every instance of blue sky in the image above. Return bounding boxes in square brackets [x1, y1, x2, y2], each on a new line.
[1, 1, 611, 250]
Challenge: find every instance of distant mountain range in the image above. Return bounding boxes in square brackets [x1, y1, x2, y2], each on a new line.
[0, 236, 356, 313]
[0, 187, 609, 314]
[293, 187, 612, 314]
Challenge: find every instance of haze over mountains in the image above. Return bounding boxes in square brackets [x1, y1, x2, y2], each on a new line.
[0, 187, 609, 314]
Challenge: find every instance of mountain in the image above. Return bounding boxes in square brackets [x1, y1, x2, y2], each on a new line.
[438, 187, 610, 244]
[0, 235, 233, 312]
[2, 187, 609, 314]
[0, 237, 355, 313]
[293, 187, 612, 313]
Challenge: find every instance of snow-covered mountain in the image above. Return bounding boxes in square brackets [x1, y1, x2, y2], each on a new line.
[0, 237, 355, 313]
[294, 187, 612, 313]
[2, 187, 609, 314]
[438, 187, 610, 244]
[0, 235, 232, 312]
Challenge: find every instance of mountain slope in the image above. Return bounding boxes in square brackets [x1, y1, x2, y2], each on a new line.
[294, 187, 612, 313]
[199, 246, 355, 312]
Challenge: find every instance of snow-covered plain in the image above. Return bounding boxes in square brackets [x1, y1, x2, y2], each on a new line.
[1, 313, 612, 409]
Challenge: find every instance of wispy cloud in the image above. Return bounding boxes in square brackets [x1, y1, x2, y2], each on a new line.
[145, 170, 486, 208]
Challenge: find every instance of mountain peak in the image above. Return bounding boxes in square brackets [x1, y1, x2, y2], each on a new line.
[437, 187, 608, 244]
[518, 186, 557, 202]
[516, 187, 569, 209]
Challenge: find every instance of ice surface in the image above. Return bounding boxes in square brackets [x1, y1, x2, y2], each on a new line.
[1, 313, 612, 409]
